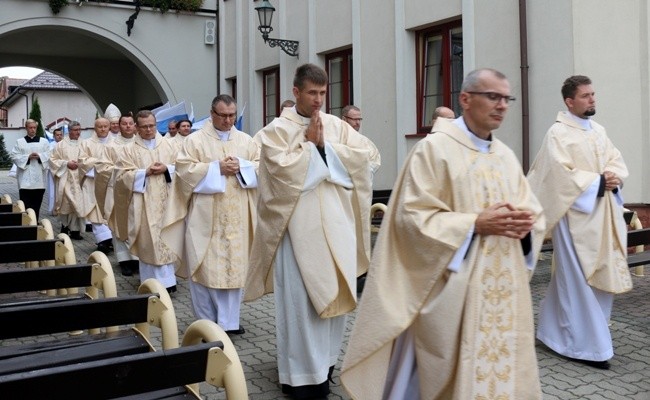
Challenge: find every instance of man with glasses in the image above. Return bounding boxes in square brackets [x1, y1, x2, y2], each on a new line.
[246, 64, 380, 399]
[49, 121, 84, 240]
[114, 110, 179, 293]
[78, 117, 114, 253]
[341, 105, 363, 131]
[162, 94, 259, 332]
[528, 75, 631, 370]
[342, 68, 545, 399]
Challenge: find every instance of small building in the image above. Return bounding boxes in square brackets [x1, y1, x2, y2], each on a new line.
[0, 71, 98, 130]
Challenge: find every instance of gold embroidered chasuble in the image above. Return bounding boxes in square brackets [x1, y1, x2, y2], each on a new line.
[114, 133, 177, 266]
[100, 135, 135, 241]
[527, 112, 632, 294]
[341, 119, 545, 400]
[244, 109, 376, 319]
[49, 137, 82, 216]
[161, 125, 259, 289]
[78, 133, 113, 223]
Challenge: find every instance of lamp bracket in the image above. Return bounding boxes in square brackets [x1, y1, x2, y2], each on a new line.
[264, 37, 299, 57]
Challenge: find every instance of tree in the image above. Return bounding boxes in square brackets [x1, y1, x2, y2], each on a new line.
[28, 96, 46, 138]
[0, 134, 12, 168]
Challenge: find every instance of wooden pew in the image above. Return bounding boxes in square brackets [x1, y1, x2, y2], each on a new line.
[0, 341, 228, 399]
[0, 279, 249, 399]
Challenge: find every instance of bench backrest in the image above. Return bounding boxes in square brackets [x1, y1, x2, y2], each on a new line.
[0, 264, 94, 294]
[0, 341, 224, 399]
[0, 239, 61, 263]
[0, 212, 23, 227]
[0, 225, 38, 242]
[0, 293, 154, 339]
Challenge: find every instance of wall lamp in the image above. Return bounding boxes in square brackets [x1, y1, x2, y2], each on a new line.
[255, 0, 299, 57]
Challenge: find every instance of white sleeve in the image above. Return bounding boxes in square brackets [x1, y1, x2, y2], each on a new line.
[447, 226, 475, 272]
[133, 169, 147, 193]
[235, 157, 258, 189]
[194, 161, 227, 193]
[302, 143, 331, 192]
[323, 141, 353, 189]
[571, 176, 600, 213]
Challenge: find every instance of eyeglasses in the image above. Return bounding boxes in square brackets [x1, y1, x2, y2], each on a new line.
[138, 124, 156, 130]
[211, 110, 237, 120]
[344, 116, 363, 122]
[467, 92, 516, 104]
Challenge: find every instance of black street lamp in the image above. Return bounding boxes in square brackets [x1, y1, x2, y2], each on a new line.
[255, 0, 299, 57]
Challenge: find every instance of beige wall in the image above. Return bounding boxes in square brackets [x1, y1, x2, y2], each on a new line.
[220, 0, 650, 201]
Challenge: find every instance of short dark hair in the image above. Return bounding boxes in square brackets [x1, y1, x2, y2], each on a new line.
[176, 119, 192, 128]
[119, 114, 134, 124]
[53, 128, 63, 134]
[561, 75, 592, 101]
[212, 94, 236, 109]
[135, 110, 155, 124]
[293, 63, 328, 90]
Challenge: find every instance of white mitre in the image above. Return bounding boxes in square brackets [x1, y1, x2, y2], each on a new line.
[104, 103, 122, 122]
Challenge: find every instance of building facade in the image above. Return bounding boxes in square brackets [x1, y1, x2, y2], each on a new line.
[220, 0, 650, 203]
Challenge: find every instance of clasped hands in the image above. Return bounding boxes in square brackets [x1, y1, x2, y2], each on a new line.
[474, 202, 534, 239]
[220, 156, 240, 176]
[603, 171, 620, 191]
[29, 152, 40, 160]
[146, 162, 167, 177]
[304, 110, 324, 148]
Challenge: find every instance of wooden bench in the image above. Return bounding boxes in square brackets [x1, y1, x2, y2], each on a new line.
[0, 340, 228, 399]
[0, 279, 248, 398]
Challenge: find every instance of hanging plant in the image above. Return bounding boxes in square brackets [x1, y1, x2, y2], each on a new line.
[49, 0, 69, 14]
[142, 0, 203, 13]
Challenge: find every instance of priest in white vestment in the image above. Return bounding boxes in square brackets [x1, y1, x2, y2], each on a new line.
[245, 64, 378, 400]
[49, 122, 84, 239]
[10, 119, 51, 221]
[114, 110, 178, 292]
[162, 95, 258, 333]
[78, 118, 114, 253]
[100, 114, 140, 277]
[341, 69, 545, 400]
[527, 75, 632, 370]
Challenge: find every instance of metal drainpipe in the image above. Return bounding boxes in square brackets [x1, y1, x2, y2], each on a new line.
[519, 0, 530, 172]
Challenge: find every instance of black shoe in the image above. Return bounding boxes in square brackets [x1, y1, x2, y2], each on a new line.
[119, 261, 133, 277]
[128, 260, 140, 274]
[85, 224, 93, 232]
[166, 285, 177, 294]
[571, 357, 611, 370]
[96, 239, 113, 254]
[69, 231, 83, 240]
[281, 381, 330, 399]
[225, 326, 246, 335]
[61, 225, 70, 235]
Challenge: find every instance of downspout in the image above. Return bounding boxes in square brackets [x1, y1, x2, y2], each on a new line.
[519, 0, 530, 171]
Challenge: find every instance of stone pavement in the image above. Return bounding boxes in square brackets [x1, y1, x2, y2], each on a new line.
[1, 170, 649, 399]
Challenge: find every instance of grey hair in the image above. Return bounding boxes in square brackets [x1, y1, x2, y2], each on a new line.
[461, 68, 507, 92]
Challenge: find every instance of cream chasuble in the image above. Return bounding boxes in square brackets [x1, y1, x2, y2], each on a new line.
[161, 125, 259, 289]
[114, 133, 177, 266]
[49, 137, 83, 216]
[245, 108, 376, 319]
[78, 133, 113, 223]
[527, 112, 632, 294]
[341, 118, 545, 400]
[101, 135, 136, 241]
